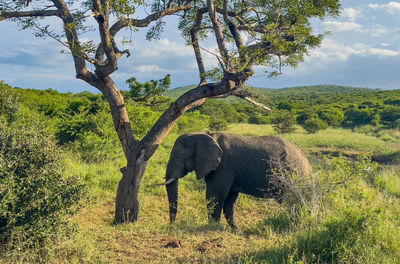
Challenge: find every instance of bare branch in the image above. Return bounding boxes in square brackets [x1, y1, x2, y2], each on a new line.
[191, 9, 206, 84]
[0, 9, 60, 21]
[50, 0, 95, 84]
[232, 89, 272, 111]
[207, 0, 229, 65]
[109, 4, 192, 36]
[91, 4, 192, 67]
[141, 75, 249, 160]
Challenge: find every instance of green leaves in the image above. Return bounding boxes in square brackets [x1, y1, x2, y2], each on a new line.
[0, 120, 84, 250]
[126, 74, 171, 102]
[178, 0, 340, 79]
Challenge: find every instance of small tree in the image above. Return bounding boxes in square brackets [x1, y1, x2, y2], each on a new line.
[271, 110, 297, 134]
[209, 117, 228, 131]
[127, 74, 171, 102]
[303, 118, 328, 133]
[1, 0, 340, 223]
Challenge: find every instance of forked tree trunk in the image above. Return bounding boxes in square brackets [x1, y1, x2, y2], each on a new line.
[93, 77, 150, 223]
[115, 151, 148, 223]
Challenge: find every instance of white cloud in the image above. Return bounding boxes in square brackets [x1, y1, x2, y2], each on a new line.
[369, 2, 400, 17]
[307, 39, 366, 62]
[381, 43, 390, 47]
[370, 24, 389, 37]
[135, 64, 165, 73]
[306, 39, 399, 64]
[341, 7, 363, 21]
[322, 21, 364, 32]
[369, 48, 399, 57]
[131, 38, 193, 60]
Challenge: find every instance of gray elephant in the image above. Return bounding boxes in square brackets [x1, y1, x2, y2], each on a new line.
[160, 131, 312, 228]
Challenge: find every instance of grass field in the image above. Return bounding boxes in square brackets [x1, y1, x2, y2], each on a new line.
[3, 124, 400, 263]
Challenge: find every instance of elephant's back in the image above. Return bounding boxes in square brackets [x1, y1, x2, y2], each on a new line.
[219, 134, 312, 176]
[259, 135, 311, 174]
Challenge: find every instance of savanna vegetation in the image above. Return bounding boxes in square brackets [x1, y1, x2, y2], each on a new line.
[1, 80, 399, 263]
[0, 0, 342, 224]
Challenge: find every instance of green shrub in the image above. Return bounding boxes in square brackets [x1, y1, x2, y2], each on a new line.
[72, 109, 120, 163]
[56, 112, 97, 144]
[379, 106, 400, 128]
[278, 156, 400, 263]
[343, 108, 374, 129]
[270, 110, 297, 134]
[177, 111, 210, 134]
[318, 107, 344, 127]
[0, 81, 20, 123]
[0, 120, 84, 252]
[209, 118, 228, 131]
[248, 114, 269, 124]
[302, 118, 328, 133]
[127, 104, 162, 139]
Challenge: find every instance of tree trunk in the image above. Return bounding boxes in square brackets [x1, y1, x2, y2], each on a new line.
[114, 149, 148, 223]
[93, 77, 148, 223]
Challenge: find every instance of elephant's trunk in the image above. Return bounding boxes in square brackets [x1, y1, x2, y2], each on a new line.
[166, 178, 179, 223]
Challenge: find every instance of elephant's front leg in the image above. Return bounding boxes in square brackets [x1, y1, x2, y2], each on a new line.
[206, 188, 223, 223]
[223, 191, 239, 229]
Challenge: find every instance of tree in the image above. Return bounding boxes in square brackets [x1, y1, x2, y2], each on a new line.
[127, 74, 171, 102]
[0, 0, 340, 223]
[271, 110, 297, 134]
[303, 117, 328, 133]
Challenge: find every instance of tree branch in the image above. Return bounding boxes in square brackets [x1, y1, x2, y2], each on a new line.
[93, 4, 191, 66]
[207, 0, 229, 65]
[233, 93, 272, 112]
[109, 4, 192, 36]
[0, 9, 60, 21]
[191, 9, 206, 84]
[140, 74, 251, 160]
[50, 0, 96, 84]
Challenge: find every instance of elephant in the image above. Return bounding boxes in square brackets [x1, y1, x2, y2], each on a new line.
[160, 131, 312, 228]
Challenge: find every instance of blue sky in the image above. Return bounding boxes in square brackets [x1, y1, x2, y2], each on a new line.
[1, 0, 400, 93]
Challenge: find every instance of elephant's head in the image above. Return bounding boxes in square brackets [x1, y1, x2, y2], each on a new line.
[161, 132, 222, 223]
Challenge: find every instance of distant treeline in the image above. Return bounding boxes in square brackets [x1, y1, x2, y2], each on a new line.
[1, 81, 400, 162]
[185, 85, 400, 132]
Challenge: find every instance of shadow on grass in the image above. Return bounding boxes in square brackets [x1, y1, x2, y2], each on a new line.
[234, 246, 291, 264]
[163, 220, 227, 235]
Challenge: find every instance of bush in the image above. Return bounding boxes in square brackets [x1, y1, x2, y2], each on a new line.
[127, 103, 162, 139]
[0, 120, 84, 253]
[209, 118, 228, 131]
[318, 107, 344, 127]
[270, 110, 297, 134]
[275, 156, 400, 263]
[72, 109, 120, 163]
[0, 81, 20, 123]
[248, 114, 269, 124]
[302, 118, 328, 133]
[177, 111, 210, 134]
[56, 112, 97, 144]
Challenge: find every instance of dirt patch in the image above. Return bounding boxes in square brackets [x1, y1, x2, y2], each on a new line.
[164, 239, 183, 248]
[196, 238, 222, 252]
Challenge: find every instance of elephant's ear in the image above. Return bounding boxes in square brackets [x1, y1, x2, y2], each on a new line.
[194, 134, 223, 180]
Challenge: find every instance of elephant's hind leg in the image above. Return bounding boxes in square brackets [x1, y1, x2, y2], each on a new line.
[223, 191, 239, 229]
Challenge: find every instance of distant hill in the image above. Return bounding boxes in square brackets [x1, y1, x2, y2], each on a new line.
[165, 84, 376, 100]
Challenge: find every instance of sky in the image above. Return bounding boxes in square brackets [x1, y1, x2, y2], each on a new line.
[1, 0, 400, 93]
